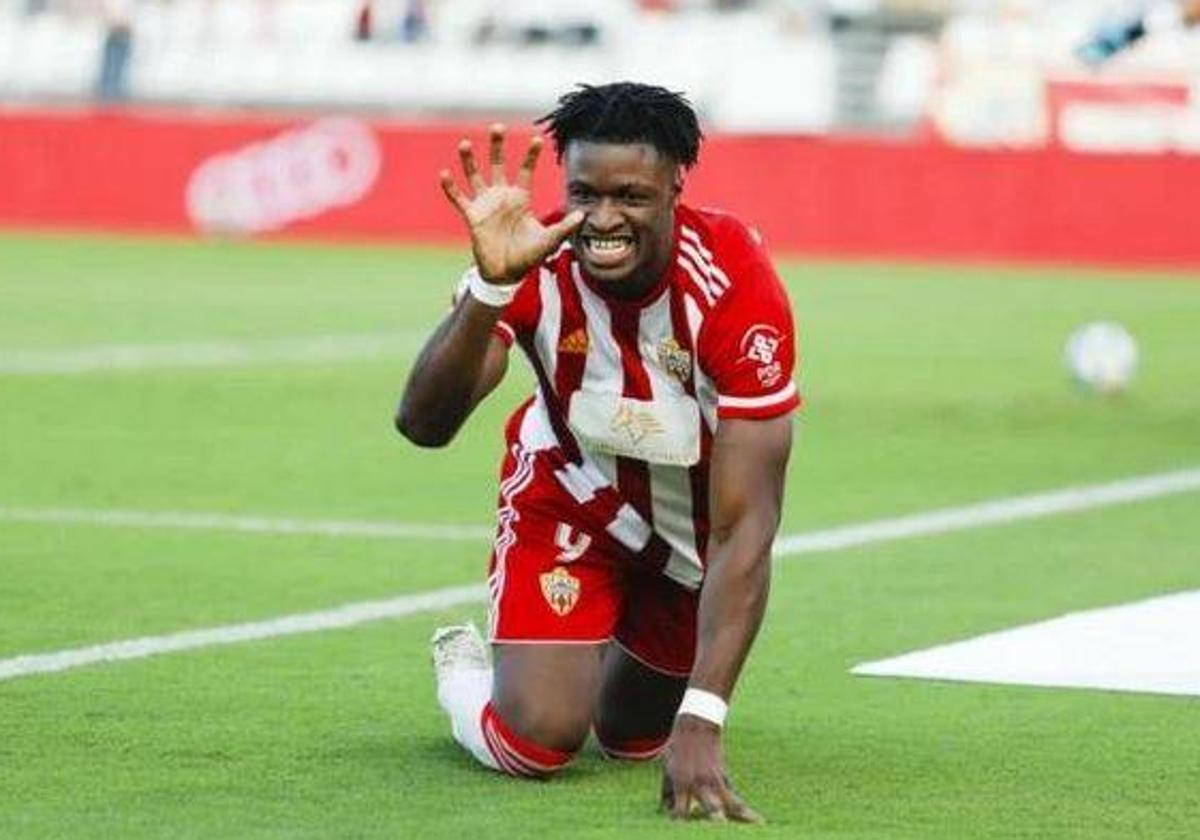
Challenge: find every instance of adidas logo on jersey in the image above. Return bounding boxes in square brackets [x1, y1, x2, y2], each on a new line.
[558, 328, 589, 354]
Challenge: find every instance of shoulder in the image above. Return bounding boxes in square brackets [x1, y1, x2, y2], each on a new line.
[675, 204, 788, 319]
[678, 208, 800, 418]
[678, 205, 770, 268]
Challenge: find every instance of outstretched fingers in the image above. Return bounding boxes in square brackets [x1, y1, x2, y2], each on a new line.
[488, 123, 508, 185]
[439, 169, 470, 218]
[695, 791, 728, 822]
[718, 782, 765, 824]
[457, 140, 485, 193]
[669, 783, 691, 821]
[515, 135, 544, 190]
[543, 210, 585, 249]
[662, 771, 763, 823]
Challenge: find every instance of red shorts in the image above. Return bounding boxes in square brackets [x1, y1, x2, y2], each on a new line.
[486, 442, 699, 678]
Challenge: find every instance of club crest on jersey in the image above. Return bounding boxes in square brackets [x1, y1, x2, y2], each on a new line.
[656, 337, 692, 384]
[540, 566, 581, 616]
[610, 402, 665, 445]
[558, 328, 589, 355]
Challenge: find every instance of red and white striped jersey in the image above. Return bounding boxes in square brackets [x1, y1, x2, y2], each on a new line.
[491, 204, 800, 590]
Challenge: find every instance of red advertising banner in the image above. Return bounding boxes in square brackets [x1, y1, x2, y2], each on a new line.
[1, 107, 1198, 268]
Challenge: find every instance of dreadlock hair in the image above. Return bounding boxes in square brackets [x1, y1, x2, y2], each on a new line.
[536, 82, 703, 169]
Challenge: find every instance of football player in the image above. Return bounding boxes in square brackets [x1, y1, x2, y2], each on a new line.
[398, 82, 801, 822]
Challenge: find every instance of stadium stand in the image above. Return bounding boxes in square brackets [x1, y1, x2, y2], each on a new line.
[2, 1, 1197, 138]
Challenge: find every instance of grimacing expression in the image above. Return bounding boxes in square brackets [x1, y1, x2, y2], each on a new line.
[564, 141, 680, 296]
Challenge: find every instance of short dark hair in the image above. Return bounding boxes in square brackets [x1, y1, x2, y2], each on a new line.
[536, 82, 703, 169]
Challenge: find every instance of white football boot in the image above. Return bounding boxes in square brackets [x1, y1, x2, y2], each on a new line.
[430, 623, 497, 767]
[431, 623, 491, 675]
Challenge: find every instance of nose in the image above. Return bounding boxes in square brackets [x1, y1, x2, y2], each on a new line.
[585, 197, 623, 233]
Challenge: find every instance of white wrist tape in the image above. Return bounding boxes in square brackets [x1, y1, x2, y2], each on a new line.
[676, 688, 728, 728]
[464, 265, 518, 308]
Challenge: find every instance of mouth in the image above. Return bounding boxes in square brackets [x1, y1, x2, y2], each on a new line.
[579, 233, 636, 270]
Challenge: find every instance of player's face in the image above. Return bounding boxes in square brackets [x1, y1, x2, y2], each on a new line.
[563, 141, 680, 297]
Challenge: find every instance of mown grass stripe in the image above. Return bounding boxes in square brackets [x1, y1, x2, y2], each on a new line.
[2, 467, 1198, 682]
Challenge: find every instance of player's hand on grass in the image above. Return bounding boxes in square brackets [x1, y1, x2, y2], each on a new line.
[440, 124, 584, 285]
[660, 716, 764, 824]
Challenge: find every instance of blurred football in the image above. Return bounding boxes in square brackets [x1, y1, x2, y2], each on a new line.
[1064, 321, 1138, 394]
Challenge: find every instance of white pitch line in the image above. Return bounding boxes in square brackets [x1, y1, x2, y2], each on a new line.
[0, 331, 422, 375]
[2, 466, 1198, 682]
[0, 585, 487, 682]
[4, 467, 1197, 549]
[0, 507, 496, 542]
[773, 467, 1200, 555]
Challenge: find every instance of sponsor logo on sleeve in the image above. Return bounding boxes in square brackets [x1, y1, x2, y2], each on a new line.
[740, 324, 784, 389]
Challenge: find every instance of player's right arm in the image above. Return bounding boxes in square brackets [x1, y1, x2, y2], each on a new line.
[395, 295, 510, 447]
[395, 125, 583, 447]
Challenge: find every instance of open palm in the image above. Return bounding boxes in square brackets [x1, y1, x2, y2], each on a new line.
[440, 125, 583, 286]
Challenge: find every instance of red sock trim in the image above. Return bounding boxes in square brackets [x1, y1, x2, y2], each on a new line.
[480, 702, 574, 778]
[595, 733, 669, 761]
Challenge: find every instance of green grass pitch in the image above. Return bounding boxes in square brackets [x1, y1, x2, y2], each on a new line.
[1, 231, 1198, 839]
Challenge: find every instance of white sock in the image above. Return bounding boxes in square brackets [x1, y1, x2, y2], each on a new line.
[436, 666, 499, 770]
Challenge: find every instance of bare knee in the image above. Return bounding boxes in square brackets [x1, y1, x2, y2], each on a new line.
[494, 690, 592, 755]
[490, 643, 603, 765]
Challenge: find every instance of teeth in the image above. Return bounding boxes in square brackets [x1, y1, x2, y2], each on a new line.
[587, 237, 631, 253]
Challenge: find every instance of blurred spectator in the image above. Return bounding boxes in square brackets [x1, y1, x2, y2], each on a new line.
[355, 0, 375, 41]
[471, 0, 612, 47]
[354, 0, 430, 44]
[402, 0, 429, 42]
[96, 0, 135, 102]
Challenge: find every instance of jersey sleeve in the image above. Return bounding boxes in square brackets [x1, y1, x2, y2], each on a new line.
[491, 209, 567, 348]
[487, 266, 540, 349]
[696, 224, 801, 421]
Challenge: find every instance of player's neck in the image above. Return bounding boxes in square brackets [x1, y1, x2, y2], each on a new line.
[602, 260, 669, 302]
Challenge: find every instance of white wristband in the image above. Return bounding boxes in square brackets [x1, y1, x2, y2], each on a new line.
[464, 265, 519, 308]
[676, 688, 728, 728]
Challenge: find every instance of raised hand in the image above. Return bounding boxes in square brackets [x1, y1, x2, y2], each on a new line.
[660, 718, 764, 824]
[440, 124, 584, 286]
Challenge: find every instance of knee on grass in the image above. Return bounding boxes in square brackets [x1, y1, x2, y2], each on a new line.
[483, 701, 586, 778]
[593, 719, 670, 762]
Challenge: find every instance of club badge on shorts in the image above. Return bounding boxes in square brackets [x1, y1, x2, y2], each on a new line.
[540, 566, 581, 617]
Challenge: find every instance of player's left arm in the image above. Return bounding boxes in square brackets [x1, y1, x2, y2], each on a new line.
[661, 413, 792, 823]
